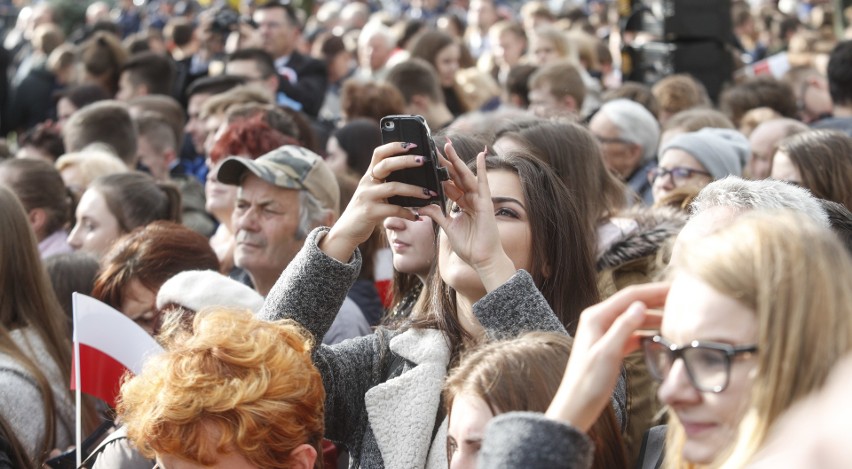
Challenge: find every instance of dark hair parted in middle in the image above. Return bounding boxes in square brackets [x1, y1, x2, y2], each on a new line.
[417, 152, 599, 354]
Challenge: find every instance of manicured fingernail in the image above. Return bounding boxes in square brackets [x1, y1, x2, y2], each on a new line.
[422, 187, 431, 195]
[429, 190, 438, 197]
[401, 142, 417, 149]
[412, 209, 420, 220]
[445, 137, 452, 145]
[415, 156, 423, 164]
[483, 145, 488, 154]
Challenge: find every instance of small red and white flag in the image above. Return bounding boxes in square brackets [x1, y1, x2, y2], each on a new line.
[71, 293, 163, 407]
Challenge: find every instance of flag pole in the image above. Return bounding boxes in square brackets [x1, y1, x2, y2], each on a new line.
[73, 293, 82, 468]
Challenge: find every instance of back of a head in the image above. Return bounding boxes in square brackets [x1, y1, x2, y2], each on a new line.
[122, 51, 176, 97]
[200, 84, 272, 119]
[671, 210, 852, 465]
[333, 118, 382, 176]
[81, 31, 128, 78]
[45, 252, 100, 327]
[386, 58, 444, 105]
[408, 29, 455, 68]
[602, 81, 659, 118]
[826, 40, 852, 107]
[89, 172, 182, 234]
[0, 158, 71, 237]
[340, 80, 406, 123]
[598, 98, 660, 163]
[225, 103, 300, 141]
[54, 148, 129, 195]
[719, 77, 798, 127]
[662, 108, 735, 133]
[185, 74, 247, 99]
[776, 130, 852, 210]
[529, 60, 586, 110]
[651, 74, 711, 119]
[62, 100, 138, 166]
[689, 177, 830, 228]
[128, 95, 186, 145]
[819, 199, 852, 256]
[118, 308, 325, 468]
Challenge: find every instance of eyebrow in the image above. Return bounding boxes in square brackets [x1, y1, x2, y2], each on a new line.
[492, 196, 526, 210]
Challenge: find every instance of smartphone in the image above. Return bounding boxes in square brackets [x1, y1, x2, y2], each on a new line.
[379, 115, 448, 209]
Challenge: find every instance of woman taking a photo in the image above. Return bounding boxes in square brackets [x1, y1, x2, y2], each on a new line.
[257, 140, 605, 468]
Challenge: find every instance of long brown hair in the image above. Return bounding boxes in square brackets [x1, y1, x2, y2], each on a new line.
[494, 120, 627, 234]
[414, 152, 600, 360]
[444, 332, 627, 469]
[0, 158, 74, 239]
[0, 187, 72, 459]
[776, 129, 852, 210]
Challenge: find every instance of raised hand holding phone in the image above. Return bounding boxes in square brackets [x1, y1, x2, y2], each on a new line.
[320, 141, 436, 263]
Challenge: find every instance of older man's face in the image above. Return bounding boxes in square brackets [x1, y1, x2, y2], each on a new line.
[232, 174, 303, 295]
[589, 112, 643, 180]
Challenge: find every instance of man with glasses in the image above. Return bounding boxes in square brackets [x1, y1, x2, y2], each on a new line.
[589, 99, 660, 205]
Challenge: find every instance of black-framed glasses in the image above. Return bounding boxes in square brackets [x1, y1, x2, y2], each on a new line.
[594, 135, 635, 146]
[647, 166, 712, 185]
[642, 335, 758, 393]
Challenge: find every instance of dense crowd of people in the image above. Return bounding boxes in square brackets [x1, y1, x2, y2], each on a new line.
[1, 0, 852, 468]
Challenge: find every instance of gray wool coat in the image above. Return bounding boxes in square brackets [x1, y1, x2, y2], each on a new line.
[260, 228, 581, 469]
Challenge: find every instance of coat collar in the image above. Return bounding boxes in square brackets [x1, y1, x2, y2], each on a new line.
[365, 328, 450, 469]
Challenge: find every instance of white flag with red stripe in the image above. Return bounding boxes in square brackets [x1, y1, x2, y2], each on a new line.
[71, 292, 163, 407]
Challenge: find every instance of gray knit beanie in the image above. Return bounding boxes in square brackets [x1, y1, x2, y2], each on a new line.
[659, 128, 749, 179]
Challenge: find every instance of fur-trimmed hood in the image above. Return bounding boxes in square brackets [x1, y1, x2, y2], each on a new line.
[596, 206, 688, 272]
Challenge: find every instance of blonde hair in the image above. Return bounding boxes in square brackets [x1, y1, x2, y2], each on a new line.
[663, 211, 852, 468]
[118, 308, 325, 468]
[54, 147, 128, 195]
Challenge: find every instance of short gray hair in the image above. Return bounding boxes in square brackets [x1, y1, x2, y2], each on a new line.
[690, 176, 830, 228]
[297, 190, 333, 239]
[598, 98, 660, 163]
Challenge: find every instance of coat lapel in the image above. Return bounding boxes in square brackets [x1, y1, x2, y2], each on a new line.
[365, 329, 450, 468]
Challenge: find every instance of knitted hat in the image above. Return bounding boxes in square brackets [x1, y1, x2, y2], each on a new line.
[217, 145, 341, 216]
[155, 270, 264, 314]
[659, 128, 749, 179]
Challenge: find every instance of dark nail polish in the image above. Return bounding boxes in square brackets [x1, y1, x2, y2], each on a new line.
[422, 187, 431, 195]
[415, 156, 423, 164]
[402, 142, 418, 150]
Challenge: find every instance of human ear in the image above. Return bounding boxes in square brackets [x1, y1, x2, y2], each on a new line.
[287, 444, 317, 469]
[27, 208, 48, 238]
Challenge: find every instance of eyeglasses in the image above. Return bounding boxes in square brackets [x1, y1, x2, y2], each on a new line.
[647, 166, 712, 185]
[595, 135, 635, 146]
[642, 335, 758, 393]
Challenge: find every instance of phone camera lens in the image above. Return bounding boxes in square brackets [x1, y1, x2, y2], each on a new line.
[383, 121, 395, 130]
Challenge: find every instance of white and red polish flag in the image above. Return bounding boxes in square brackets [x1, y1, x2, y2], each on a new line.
[70, 292, 163, 407]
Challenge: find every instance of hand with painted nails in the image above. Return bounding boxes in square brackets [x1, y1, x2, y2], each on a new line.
[321, 142, 435, 263]
[420, 142, 517, 293]
[545, 283, 668, 432]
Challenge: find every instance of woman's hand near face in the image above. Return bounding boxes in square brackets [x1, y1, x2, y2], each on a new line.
[320, 142, 434, 262]
[420, 142, 517, 293]
[545, 283, 668, 433]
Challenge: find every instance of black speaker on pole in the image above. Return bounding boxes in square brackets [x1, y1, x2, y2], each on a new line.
[621, 0, 735, 103]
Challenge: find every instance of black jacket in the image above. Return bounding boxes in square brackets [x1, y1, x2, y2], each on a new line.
[277, 51, 328, 118]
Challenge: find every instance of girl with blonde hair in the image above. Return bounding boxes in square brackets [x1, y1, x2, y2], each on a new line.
[474, 210, 852, 468]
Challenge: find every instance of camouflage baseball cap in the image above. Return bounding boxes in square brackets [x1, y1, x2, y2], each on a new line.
[217, 145, 340, 216]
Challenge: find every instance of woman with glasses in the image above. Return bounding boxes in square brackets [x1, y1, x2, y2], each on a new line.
[475, 210, 852, 468]
[650, 128, 749, 207]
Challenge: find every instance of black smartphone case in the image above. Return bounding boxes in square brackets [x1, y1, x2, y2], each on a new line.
[379, 115, 447, 209]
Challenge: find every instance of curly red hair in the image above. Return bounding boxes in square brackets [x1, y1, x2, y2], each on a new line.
[208, 117, 299, 164]
[117, 308, 325, 468]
